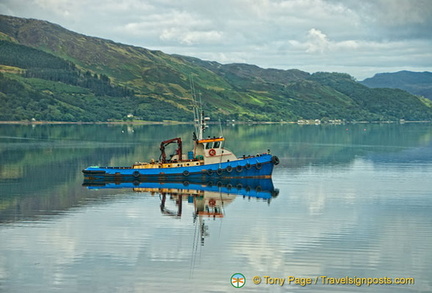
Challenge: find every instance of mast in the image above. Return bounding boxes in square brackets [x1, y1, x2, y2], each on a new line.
[190, 78, 208, 141]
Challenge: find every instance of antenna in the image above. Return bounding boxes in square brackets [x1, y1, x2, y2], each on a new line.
[190, 76, 200, 138]
[189, 76, 208, 140]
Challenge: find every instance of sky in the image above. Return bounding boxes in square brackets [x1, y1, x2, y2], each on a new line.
[1, 0, 431, 80]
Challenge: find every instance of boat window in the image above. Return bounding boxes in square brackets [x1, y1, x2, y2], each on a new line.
[213, 141, 221, 148]
[206, 142, 213, 149]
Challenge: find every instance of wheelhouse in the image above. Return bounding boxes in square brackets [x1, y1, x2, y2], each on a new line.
[194, 136, 237, 164]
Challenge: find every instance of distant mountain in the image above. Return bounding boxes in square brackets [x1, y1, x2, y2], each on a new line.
[1, 14, 432, 122]
[360, 71, 432, 100]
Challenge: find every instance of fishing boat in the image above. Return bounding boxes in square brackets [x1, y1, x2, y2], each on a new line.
[82, 95, 279, 181]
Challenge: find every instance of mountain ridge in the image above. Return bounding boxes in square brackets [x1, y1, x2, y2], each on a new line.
[360, 71, 432, 100]
[1, 14, 432, 122]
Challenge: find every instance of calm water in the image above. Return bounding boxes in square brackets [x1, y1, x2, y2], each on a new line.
[0, 123, 431, 292]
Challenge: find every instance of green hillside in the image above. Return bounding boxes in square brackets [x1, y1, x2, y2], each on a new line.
[360, 71, 432, 101]
[1, 14, 432, 122]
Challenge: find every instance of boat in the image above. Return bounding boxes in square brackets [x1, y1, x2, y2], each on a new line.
[82, 92, 279, 180]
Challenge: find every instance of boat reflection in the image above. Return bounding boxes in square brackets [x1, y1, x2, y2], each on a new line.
[83, 178, 279, 245]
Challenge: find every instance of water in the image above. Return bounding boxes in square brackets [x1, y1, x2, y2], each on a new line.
[0, 123, 431, 292]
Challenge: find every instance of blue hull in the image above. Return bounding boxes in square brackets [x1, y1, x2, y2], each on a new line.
[83, 154, 278, 180]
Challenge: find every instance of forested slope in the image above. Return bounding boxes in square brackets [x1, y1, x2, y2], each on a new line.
[1, 14, 432, 122]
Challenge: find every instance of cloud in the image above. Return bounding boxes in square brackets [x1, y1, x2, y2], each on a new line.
[33, 0, 79, 18]
[306, 28, 330, 53]
[288, 28, 360, 55]
[119, 9, 224, 45]
[331, 0, 432, 40]
[160, 28, 223, 45]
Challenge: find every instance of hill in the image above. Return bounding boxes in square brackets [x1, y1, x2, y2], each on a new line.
[360, 71, 432, 101]
[1, 14, 432, 122]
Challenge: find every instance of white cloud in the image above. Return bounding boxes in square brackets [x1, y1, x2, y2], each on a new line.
[288, 29, 360, 55]
[33, 0, 78, 18]
[306, 28, 330, 53]
[160, 28, 223, 45]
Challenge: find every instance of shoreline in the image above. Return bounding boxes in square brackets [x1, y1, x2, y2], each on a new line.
[0, 120, 296, 125]
[0, 120, 431, 125]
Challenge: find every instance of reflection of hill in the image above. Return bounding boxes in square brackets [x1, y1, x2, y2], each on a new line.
[0, 124, 145, 222]
[365, 144, 432, 164]
[0, 145, 134, 223]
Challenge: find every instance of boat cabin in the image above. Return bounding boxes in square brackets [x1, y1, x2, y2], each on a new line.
[194, 136, 237, 164]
